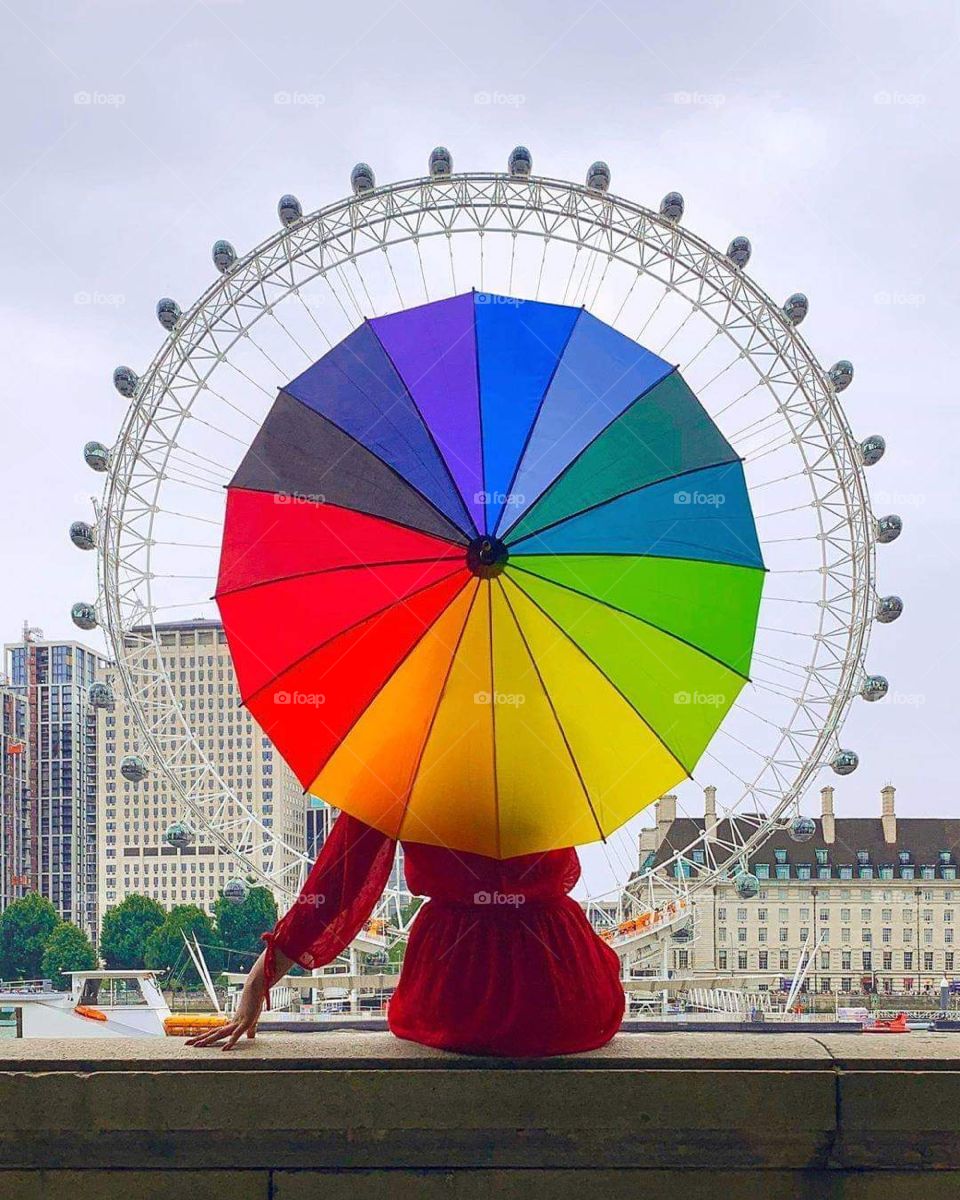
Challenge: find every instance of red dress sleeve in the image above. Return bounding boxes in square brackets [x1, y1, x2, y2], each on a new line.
[261, 813, 395, 1008]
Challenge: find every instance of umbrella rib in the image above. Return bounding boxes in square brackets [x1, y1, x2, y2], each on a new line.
[505, 562, 755, 682]
[224, 486, 470, 554]
[471, 288, 488, 534]
[273, 388, 471, 545]
[365, 316, 481, 540]
[496, 579, 605, 844]
[214, 556, 463, 600]
[490, 307, 585, 537]
[486, 587, 502, 859]
[396, 581, 483, 843]
[233, 566, 470, 712]
[504, 455, 746, 551]
[497, 364, 680, 540]
[500, 575, 693, 782]
[297, 574, 477, 799]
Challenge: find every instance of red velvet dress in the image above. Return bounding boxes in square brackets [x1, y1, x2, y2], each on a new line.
[262, 813, 624, 1056]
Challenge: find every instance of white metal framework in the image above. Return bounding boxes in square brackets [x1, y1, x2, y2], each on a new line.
[85, 160, 894, 930]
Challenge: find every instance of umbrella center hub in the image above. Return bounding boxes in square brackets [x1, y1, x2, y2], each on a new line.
[466, 536, 509, 578]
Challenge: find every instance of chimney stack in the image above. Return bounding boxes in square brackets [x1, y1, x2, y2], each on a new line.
[704, 785, 717, 840]
[657, 793, 677, 841]
[821, 786, 835, 845]
[881, 784, 896, 844]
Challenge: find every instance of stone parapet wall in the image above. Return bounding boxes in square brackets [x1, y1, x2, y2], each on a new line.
[1, 1032, 959, 1197]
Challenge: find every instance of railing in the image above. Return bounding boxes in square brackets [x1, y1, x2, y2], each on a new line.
[0, 979, 54, 996]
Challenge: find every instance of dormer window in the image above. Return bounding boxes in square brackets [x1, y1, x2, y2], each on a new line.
[856, 850, 870, 866]
[898, 850, 912, 865]
[774, 849, 788, 864]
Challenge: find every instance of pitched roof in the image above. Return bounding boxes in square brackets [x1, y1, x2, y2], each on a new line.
[647, 816, 960, 875]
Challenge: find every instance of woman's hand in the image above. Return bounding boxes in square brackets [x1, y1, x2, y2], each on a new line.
[187, 950, 272, 1051]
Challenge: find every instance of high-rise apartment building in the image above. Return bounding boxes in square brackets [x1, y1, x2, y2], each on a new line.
[96, 619, 305, 915]
[0, 684, 28, 914]
[4, 626, 105, 935]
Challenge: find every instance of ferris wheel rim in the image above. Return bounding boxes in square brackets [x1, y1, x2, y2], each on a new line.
[94, 167, 879, 907]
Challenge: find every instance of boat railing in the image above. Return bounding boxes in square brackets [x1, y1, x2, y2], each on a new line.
[0, 979, 55, 996]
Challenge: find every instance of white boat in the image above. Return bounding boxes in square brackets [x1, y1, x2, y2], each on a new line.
[0, 970, 172, 1038]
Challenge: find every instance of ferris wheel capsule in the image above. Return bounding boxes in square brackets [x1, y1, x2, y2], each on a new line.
[660, 191, 684, 221]
[164, 820, 195, 850]
[120, 753, 148, 783]
[277, 194, 303, 228]
[212, 240, 237, 273]
[156, 298, 181, 331]
[876, 595, 903, 624]
[788, 815, 816, 842]
[70, 601, 98, 631]
[861, 674, 889, 702]
[859, 435, 885, 467]
[586, 161, 611, 192]
[783, 293, 809, 325]
[113, 366, 138, 398]
[69, 521, 96, 551]
[726, 236, 752, 268]
[831, 748, 859, 776]
[350, 163, 375, 194]
[734, 870, 760, 899]
[88, 682, 115, 710]
[828, 359, 854, 391]
[508, 145, 532, 177]
[876, 514, 902, 544]
[222, 877, 249, 905]
[83, 441, 110, 472]
[428, 146, 452, 177]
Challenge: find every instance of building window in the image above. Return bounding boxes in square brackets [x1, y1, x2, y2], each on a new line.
[820, 978, 832, 993]
[779, 928, 789, 943]
[882, 928, 892, 944]
[841, 908, 851, 922]
[904, 952, 913, 970]
[758, 928, 767, 943]
[779, 951, 789, 971]
[718, 950, 727, 970]
[947, 953, 955, 971]
[755, 864, 770, 880]
[863, 952, 872, 970]
[738, 952, 748, 970]
[820, 951, 830, 970]
[815, 849, 828, 865]
[797, 865, 811, 880]
[882, 908, 892, 922]
[738, 928, 747, 943]
[842, 952, 852, 970]
[841, 978, 852, 993]
[883, 952, 893, 970]
[737, 907, 747, 922]
[717, 907, 726, 922]
[758, 951, 768, 970]
[774, 849, 787, 864]
[924, 952, 934, 971]
[779, 908, 789, 923]
[775, 865, 789, 880]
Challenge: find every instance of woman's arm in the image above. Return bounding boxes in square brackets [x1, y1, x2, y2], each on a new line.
[188, 813, 396, 1050]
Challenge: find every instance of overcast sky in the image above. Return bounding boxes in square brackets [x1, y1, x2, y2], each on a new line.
[0, 0, 956, 826]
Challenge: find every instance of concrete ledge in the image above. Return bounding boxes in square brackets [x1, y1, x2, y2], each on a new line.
[1, 1033, 960, 1196]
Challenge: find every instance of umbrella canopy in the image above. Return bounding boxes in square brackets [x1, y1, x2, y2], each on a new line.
[216, 292, 765, 859]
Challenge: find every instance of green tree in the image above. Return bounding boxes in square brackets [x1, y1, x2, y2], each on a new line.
[100, 893, 166, 969]
[0, 893, 60, 981]
[41, 922, 98, 990]
[144, 904, 221, 986]
[213, 886, 278, 971]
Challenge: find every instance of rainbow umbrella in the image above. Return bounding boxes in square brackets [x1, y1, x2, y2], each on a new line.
[216, 292, 765, 859]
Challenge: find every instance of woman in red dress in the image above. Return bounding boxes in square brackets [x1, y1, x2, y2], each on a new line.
[189, 812, 624, 1056]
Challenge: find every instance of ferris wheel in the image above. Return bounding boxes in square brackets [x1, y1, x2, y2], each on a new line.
[71, 145, 903, 924]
